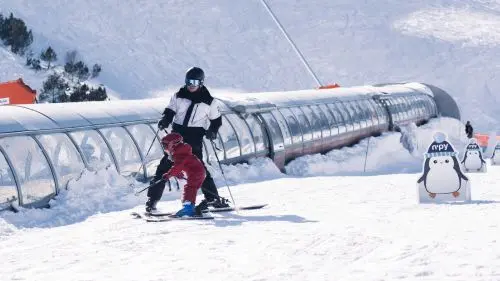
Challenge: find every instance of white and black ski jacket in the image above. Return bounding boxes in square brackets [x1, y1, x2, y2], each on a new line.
[161, 86, 222, 147]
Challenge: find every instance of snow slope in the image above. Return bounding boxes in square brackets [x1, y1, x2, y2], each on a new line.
[4, 118, 500, 280]
[3, 169, 500, 281]
[1, 0, 499, 131]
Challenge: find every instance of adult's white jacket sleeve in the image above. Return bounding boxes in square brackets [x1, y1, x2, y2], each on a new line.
[166, 93, 177, 113]
[208, 99, 221, 120]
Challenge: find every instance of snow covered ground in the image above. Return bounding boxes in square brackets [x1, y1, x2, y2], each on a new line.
[1, 0, 500, 131]
[2, 118, 500, 280]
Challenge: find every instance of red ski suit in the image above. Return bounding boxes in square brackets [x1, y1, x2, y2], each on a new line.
[163, 143, 206, 204]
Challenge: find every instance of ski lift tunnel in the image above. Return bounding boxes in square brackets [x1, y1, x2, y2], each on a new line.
[0, 82, 459, 210]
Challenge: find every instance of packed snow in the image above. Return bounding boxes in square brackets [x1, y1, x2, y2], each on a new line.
[1, 0, 500, 131]
[2, 118, 500, 280]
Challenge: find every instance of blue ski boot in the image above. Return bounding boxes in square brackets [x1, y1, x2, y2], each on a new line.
[175, 201, 195, 217]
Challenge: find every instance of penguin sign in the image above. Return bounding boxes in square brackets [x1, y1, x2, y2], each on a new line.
[417, 132, 471, 203]
[461, 138, 487, 173]
[492, 142, 500, 166]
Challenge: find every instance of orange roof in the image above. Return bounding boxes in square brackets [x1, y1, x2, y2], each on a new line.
[474, 133, 500, 147]
[318, 83, 340, 89]
[0, 78, 37, 104]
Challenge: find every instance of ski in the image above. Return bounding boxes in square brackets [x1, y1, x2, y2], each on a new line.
[131, 211, 214, 222]
[131, 204, 267, 218]
[146, 203, 268, 216]
[131, 211, 173, 218]
[203, 203, 268, 213]
[145, 215, 214, 222]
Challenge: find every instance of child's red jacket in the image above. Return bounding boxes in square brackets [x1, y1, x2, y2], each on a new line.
[163, 142, 206, 203]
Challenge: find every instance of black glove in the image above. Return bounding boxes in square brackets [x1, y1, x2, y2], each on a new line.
[205, 130, 217, 140]
[157, 118, 170, 130]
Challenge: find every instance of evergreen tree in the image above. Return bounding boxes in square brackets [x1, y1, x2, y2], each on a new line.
[91, 64, 102, 78]
[0, 13, 9, 42]
[75, 61, 90, 81]
[25, 50, 33, 66]
[25, 50, 40, 71]
[64, 61, 75, 75]
[40, 73, 68, 103]
[88, 86, 108, 101]
[70, 84, 89, 102]
[40, 46, 57, 69]
[58, 93, 70, 103]
[63, 50, 78, 79]
[30, 58, 42, 71]
[0, 14, 4, 37]
[2, 13, 33, 55]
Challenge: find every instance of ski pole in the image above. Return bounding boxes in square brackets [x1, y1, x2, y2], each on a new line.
[134, 178, 165, 196]
[134, 128, 161, 180]
[210, 139, 237, 208]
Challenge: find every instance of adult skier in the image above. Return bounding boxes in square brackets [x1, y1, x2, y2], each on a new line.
[145, 66, 230, 212]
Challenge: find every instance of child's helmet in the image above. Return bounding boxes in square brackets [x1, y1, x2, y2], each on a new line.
[161, 133, 183, 153]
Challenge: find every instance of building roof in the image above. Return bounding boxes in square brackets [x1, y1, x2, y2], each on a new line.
[0, 78, 37, 104]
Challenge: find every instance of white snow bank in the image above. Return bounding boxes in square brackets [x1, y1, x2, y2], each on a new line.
[286, 117, 468, 176]
[0, 167, 146, 231]
[0, 157, 283, 232]
[209, 157, 285, 187]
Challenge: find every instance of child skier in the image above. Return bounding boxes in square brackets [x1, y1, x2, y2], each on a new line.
[159, 132, 206, 217]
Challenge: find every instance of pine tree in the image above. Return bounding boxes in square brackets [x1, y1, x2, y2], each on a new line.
[88, 86, 108, 101]
[70, 84, 89, 102]
[58, 93, 70, 103]
[2, 13, 33, 55]
[0, 14, 4, 37]
[40, 73, 68, 103]
[25, 50, 33, 66]
[64, 61, 75, 75]
[40, 46, 57, 69]
[91, 64, 102, 78]
[0, 13, 11, 43]
[63, 50, 77, 80]
[76, 61, 90, 81]
[30, 58, 41, 71]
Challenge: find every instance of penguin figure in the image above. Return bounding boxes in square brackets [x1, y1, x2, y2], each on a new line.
[417, 132, 469, 200]
[461, 139, 486, 172]
[492, 143, 500, 165]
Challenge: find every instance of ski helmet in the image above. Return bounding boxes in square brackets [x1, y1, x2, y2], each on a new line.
[161, 133, 183, 153]
[185, 67, 204, 86]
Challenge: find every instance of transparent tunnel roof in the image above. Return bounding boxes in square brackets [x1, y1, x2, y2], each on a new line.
[0, 82, 445, 136]
[0, 99, 169, 135]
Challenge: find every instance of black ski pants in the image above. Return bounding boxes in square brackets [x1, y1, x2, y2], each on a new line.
[147, 143, 219, 203]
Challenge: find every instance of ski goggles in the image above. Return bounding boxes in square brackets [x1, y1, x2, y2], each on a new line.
[185, 79, 202, 87]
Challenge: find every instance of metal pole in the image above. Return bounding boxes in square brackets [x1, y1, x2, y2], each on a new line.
[363, 137, 371, 173]
[134, 127, 160, 180]
[210, 140, 237, 208]
[260, 0, 323, 87]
